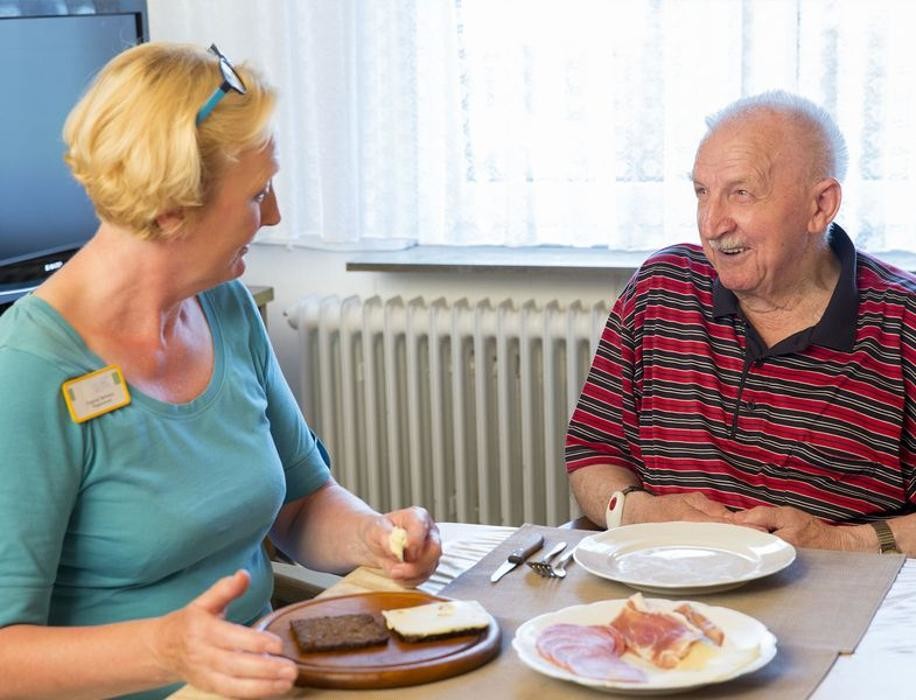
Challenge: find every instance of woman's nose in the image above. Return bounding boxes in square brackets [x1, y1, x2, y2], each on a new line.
[261, 187, 281, 227]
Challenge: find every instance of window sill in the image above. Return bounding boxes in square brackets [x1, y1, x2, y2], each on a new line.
[345, 246, 653, 273]
[346, 245, 916, 274]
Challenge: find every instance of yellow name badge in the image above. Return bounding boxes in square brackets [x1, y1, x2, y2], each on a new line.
[62, 365, 132, 424]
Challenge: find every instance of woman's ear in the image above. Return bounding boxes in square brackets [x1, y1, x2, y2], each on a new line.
[154, 209, 185, 238]
[808, 177, 842, 233]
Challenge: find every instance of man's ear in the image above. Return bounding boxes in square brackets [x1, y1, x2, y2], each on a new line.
[154, 209, 185, 238]
[808, 178, 842, 233]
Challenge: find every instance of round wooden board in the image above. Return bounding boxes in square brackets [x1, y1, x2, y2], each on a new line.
[255, 590, 501, 689]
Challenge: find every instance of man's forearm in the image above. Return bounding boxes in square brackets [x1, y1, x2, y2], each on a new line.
[568, 463, 641, 527]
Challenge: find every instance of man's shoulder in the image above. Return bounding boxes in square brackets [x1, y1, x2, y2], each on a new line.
[634, 244, 714, 287]
[856, 251, 916, 301]
[642, 243, 709, 267]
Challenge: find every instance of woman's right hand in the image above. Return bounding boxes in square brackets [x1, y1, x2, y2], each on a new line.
[150, 570, 298, 698]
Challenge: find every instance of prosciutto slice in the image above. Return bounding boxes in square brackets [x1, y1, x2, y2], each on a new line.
[675, 603, 725, 646]
[609, 594, 702, 669]
[536, 623, 647, 682]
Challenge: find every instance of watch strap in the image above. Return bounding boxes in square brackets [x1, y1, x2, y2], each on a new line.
[869, 520, 901, 554]
[605, 485, 646, 530]
[621, 485, 646, 497]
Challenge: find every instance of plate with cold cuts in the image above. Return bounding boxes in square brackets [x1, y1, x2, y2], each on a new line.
[574, 522, 796, 595]
[512, 594, 776, 694]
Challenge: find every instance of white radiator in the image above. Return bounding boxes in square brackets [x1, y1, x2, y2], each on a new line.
[286, 295, 610, 526]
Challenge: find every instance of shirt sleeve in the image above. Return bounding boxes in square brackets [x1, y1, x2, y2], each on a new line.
[263, 343, 332, 502]
[235, 284, 331, 503]
[565, 273, 645, 477]
[0, 349, 84, 626]
[902, 301, 916, 505]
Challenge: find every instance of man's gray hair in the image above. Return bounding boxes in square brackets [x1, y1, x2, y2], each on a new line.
[704, 90, 848, 182]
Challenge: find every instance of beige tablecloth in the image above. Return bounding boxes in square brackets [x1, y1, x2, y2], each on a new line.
[434, 524, 904, 699]
[171, 523, 904, 700]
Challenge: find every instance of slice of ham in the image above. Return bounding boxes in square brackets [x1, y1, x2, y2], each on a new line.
[609, 594, 702, 669]
[675, 603, 725, 646]
[536, 623, 647, 682]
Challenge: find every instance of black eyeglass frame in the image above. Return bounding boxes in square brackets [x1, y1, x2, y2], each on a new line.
[195, 43, 247, 125]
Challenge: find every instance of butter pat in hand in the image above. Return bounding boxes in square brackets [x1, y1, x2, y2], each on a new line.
[388, 526, 408, 561]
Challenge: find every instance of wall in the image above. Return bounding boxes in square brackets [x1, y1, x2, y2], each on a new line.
[240, 242, 634, 406]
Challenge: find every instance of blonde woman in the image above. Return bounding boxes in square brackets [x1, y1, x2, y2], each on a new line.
[0, 42, 440, 699]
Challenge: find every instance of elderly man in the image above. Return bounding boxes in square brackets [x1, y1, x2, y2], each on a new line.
[565, 91, 916, 555]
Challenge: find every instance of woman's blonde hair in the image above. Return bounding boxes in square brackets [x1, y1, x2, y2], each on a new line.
[63, 42, 276, 240]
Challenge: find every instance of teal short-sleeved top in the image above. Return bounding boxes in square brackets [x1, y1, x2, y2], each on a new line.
[0, 281, 330, 697]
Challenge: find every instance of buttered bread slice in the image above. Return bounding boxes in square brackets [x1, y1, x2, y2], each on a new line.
[382, 600, 491, 641]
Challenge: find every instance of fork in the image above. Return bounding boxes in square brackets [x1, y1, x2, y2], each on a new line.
[526, 541, 567, 576]
[543, 548, 575, 578]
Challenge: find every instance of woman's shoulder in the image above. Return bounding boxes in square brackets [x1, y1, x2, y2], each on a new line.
[0, 295, 94, 378]
[201, 280, 260, 318]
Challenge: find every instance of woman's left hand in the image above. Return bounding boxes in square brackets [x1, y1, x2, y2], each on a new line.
[370, 506, 442, 587]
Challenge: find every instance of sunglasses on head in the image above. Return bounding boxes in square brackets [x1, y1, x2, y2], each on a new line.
[195, 43, 246, 125]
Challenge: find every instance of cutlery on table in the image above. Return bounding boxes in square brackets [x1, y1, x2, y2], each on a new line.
[490, 534, 545, 583]
[541, 547, 576, 578]
[526, 541, 567, 576]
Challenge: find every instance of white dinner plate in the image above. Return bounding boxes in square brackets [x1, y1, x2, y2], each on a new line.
[512, 598, 777, 695]
[574, 522, 796, 594]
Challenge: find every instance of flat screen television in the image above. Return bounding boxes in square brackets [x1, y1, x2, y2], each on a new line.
[0, 0, 149, 309]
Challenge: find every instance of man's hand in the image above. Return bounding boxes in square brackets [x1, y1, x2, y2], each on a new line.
[731, 505, 869, 550]
[624, 491, 735, 525]
[370, 506, 442, 587]
[150, 570, 298, 698]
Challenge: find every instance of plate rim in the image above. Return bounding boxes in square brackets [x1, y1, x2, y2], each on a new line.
[511, 596, 778, 693]
[573, 521, 796, 591]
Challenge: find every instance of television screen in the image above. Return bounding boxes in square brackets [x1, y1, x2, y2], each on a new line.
[0, 2, 147, 304]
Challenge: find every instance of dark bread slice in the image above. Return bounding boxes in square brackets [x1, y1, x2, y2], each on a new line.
[290, 613, 390, 652]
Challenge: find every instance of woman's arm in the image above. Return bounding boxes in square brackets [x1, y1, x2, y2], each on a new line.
[270, 480, 441, 587]
[0, 571, 296, 700]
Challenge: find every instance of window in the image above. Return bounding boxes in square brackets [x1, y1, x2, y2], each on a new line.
[152, 0, 916, 253]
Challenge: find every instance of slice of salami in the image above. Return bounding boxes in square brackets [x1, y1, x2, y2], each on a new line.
[536, 623, 647, 682]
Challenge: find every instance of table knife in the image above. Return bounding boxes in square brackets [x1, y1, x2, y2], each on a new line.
[490, 534, 545, 583]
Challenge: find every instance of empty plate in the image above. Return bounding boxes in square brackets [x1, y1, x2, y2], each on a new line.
[574, 522, 796, 594]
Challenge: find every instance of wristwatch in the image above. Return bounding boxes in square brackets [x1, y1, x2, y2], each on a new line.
[605, 485, 646, 530]
[869, 520, 901, 554]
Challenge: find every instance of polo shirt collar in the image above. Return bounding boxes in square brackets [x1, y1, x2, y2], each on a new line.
[711, 223, 858, 354]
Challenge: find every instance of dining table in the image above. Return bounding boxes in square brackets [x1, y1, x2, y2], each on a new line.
[169, 521, 915, 700]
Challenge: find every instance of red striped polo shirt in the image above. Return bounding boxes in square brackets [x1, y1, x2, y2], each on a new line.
[565, 225, 916, 523]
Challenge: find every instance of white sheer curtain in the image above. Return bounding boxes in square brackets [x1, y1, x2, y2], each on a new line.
[149, 0, 916, 253]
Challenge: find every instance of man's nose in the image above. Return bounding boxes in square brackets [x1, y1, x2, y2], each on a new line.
[698, 198, 734, 239]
